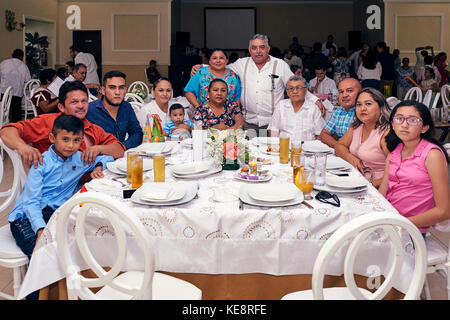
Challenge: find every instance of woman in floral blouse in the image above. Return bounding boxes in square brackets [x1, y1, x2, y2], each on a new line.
[184, 48, 241, 109]
[193, 79, 244, 130]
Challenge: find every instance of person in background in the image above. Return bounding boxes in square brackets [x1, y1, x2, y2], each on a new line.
[334, 88, 390, 188]
[396, 57, 414, 99]
[420, 67, 440, 94]
[376, 42, 395, 94]
[65, 61, 74, 76]
[86, 71, 143, 150]
[69, 45, 100, 96]
[283, 49, 303, 69]
[304, 42, 331, 81]
[31, 68, 59, 115]
[358, 49, 382, 90]
[326, 45, 337, 78]
[289, 36, 304, 56]
[393, 49, 401, 72]
[65, 63, 101, 97]
[379, 101, 449, 236]
[416, 55, 441, 85]
[146, 59, 161, 85]
[332, 47, 351, 86]
[198, 48, 210, 65]
[322, 34, 338, 53]
[0, 49, 31, 122]
[56, 67, 68, 80]
[414, 46, 434, 76]
[291, 65, 303, 77]
[435, 52, 448, 87]
[309, 64, 337, 96]
[163, 104, 194, 141]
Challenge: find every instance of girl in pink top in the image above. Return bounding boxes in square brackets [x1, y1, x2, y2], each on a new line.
[335, 88, 390, 188]
[379, 101, 449, 234]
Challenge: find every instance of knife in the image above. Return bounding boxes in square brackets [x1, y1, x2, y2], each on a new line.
[302, 201, 314, 210]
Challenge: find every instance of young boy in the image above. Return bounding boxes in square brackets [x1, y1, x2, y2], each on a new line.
[163, 103, 194, 141]
[8, 114, 114, 261]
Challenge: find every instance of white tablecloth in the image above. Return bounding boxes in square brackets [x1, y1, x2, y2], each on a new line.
[18, 140, 416, 299]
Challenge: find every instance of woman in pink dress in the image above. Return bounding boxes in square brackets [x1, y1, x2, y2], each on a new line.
[335, 87, 390, 188]
[379, 100, 449, 234]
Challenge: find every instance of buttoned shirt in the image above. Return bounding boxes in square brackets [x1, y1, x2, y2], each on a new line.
[323, 105, 355, 138]
[75, 52, 100, 85]
[0, 58, 31, 97]
[268, 98, 325, 141]
[309, 76, 337, 95]
[86, 98, 143, 150]
[228, 56, 318, 127]
[8, 146, 114, 233]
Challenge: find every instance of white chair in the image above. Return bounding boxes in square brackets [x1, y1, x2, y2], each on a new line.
[56, 192, 202, 300]
[128, 81, 150, 101]
[281, 212, 427, 300]
[404, 87, 423, 102]
[125, 93, 144, 104]
[386, 96, 401, 110]
[441, 84, 450, 109]
[0, 139, 29, 300]
[429, 92, 440, 109]
[88, 92, 98, 102]
[0, 86, 13, 127]
[422, 90, 433, 108]
[22, 79, 40, 120]
[129, 101, 144, 115]
[422, 220, 450, 300]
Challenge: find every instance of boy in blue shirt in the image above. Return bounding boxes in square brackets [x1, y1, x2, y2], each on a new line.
[9, 114, 114, 261]
[163, 103, 194, 141]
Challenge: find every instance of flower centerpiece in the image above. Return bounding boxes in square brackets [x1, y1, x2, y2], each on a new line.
[206, 128, 249, 170]
[129, 83, 148, 101]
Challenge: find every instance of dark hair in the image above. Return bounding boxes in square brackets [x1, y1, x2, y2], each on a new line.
[65, 61, 75, 68]
[314, 63, 327, 72]
[56, 67, 67, 79]
[424, 66, 435, 79]
[385, 100, 449, 163]
[12, 49, 24, 60]
[402, 57, 409, 64]
[208, 78, 228, 92]
[290, 64, 302, 74]
[376, 41, 387, 51]
[362, 49, 377, 70]
[149, 60, 157, 66]
[169, 103, 184, 115]
[153, 77, 171, 89]
[39, 68, 57, 85]
[352, 88, 390, 131]
[424, 55, 433, 65]
[58, 81, 88, 106]
[337, 47, 347, 58]
[70, 45, 81, 53]
[52, 114, 84, 136]
[313, 42, 322, 52]
[103, 70, 126, 84]
[73, 63, 87, 72]
[208, 48, 228, 60]
[229, 52, 239, 63]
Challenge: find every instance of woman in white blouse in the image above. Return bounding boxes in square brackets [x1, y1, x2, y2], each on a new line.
[357, 49, 382, 90]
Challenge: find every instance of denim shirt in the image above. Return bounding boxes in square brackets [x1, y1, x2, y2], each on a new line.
[8, 146, 114, 233]
[86, 98, 143, 149]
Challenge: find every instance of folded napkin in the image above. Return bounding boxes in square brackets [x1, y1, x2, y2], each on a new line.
[85, 178, 122, 191]
[142, 186, 173, 200]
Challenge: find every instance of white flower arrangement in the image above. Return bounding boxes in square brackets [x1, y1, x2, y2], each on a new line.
[206, 128, 249, 167]
[129, 83, 148, 100]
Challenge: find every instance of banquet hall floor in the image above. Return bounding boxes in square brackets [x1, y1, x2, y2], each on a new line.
[0, 152, 449, 300]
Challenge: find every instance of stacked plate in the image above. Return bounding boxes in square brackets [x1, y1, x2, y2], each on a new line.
[134, 142, 174, 156]
[181, 138, 193, 148]
[314, 173, 368, 194]
[306, 156, 352, 171]
[250, 137, 280, 147]
[106, 158, 153, 175]
[302, 140, 333, 154]
[130, 181, 198, 206]
[170, 161, 222, 178]
[239, 184, 304, 207]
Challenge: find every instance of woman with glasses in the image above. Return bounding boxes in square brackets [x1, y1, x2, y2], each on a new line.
[268, 75, 324, 141]
[378, 100, 449, 235]
[334, 87, 390, 187]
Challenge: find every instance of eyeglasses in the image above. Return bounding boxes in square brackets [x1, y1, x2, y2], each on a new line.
[392, 116, 422, 126]
[286, 86, 307, 92]
[315, 191, 340, 207]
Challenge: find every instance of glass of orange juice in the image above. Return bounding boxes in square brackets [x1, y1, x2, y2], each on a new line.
[153, 154, 165, 182]
[296, 167, 315, 200]
[290, 140, 302, 167]
[131, 157, 143, 189]
[126, 151, 139, 183]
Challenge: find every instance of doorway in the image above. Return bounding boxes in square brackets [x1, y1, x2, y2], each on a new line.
[72, 30, 102, 84]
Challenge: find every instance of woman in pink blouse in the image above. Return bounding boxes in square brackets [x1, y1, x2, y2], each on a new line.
[335, 87, 390, 187]
[379, 100, 449, 235]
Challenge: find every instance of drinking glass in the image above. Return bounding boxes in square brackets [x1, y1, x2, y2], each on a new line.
[131, 157, 143, 189]
[279, 132, 290, 164]
[153, 154, 165, 182]
[442, 107, 449, 124]
[126, 151, 139, 183]
[291, 140, 302, 167]
[314, 153, 327, 186]
[297, 168, 315, 200]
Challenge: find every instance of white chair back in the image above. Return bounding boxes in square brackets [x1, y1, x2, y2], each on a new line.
[125, 93, 144, 104]
[429, 92, 440, 109]
[128, 81, 149, 101]
[404, 87, 423, 102]
[88, 92, 98, 102]
[55, 192, 154, 300]
[129, 101, 144, 114]
[422, 90, 433, 108]
[441, 84, 450, 109]
[311, 212, 427, 300]
[386, 96, 401, 110]
[0, 86, 13, 127]
[23, 79, 40, 120]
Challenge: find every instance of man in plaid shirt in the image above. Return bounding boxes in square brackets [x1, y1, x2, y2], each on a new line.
[318, 78, 361, 148]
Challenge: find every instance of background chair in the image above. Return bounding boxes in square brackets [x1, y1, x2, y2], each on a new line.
[441, 84, 450, 109]
[56, 192, 202, 300]
[125, 92, 144, 104]
[129, 101, 144, 115]
[430, 93, 441, 109]
[128, 81, 150, 102]
[422, 90, 433, 108]
[88, 92, 98, 102]
[281, 212, 427, 300]
[22, 79, 40, 120]
[0, 138, 29, 300]
[386, 96, 401, 110]
[404, 87, 423, 102]
[0, 86, 13, 128]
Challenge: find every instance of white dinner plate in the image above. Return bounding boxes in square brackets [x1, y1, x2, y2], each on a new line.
[247, 184, 297, 202]
[131, 181, 197, 206]
[234, 172, 273, 183]
[302, 140, 334, 154]
[134, 142, 174, 155]
[114, 158, 153, 172]
[325, 173, 368, 189]
[314, 183, 368, 194]
[239, 184, 304, 207]
[84, 178, 123, 192]
[306, 156, 352, 170]
[170, 165, 222, 179]
[171, 161, 210, 175]
[106, 161, 126, 175]
[137, 183, 186, 203]
[251, 137, 280, 146]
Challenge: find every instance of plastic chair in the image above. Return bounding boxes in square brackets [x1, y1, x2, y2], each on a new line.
[125, 93, 144, 104]
[0, 86, 13, 127]
[129, 101, 144, 115]
[0, 138, 29, 300]
[404, 87, 423, 102]
[22, 79, 40, 120]
[441, 84, 450, 109]
[422, 90, 433, 108]
[281, 212, 427, 300]
[430, 92, 440, 109]
[56, 192, 202, 300]
[422, 220, 450, 300]
[386, 96, 401, 110]
[88, 92, 98, 102]
[128, 81, 149, 101]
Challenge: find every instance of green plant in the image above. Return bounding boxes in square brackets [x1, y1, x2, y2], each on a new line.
[25, 32, 49, 78]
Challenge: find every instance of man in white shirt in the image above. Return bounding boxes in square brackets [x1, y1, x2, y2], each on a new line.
[69, 45, 100, 90]
[269, 75, 324, 141]
[65, 63, 100, 96]
[309, 64, 337, 96]
[283, 49, 303, 69]
[0, 49, 31, 122]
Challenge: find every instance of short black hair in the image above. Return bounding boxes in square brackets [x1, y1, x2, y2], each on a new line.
[314, 64, 327, 71]
[103, 70, 126, 84]
[73, 63, 87, 72]
[52, 114, 84, 136]
[56, 67, 67, 79]
[70, 45, 81, 53]
[39, 68, 57, 85]
[12, 49, 24, 60]
[65, 61, 75, 68]
[424, 55, 434, 65]
[58, 81, 88, 106]
[169, 103, 184, 114]
[208, 78, 228, 92]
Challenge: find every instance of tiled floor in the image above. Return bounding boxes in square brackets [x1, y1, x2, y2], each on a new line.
[0, 151, 448, 300]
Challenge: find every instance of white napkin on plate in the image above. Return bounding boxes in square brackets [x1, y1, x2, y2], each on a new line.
[85, 178, 122, 191]
[142, 186, 173, 200]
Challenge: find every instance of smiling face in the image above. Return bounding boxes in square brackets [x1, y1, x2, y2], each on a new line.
[392, 106, 429, 143]
[209, 50, 228, 72]
[152, 80, 172, 106]
[248, 38, 270, 65]
[58, 90, 89, 119]
[338, 78, 361, 109]
[49, 129, 83, 160]
[208, 80, 228, 105]
[355, 92, 381, 125]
